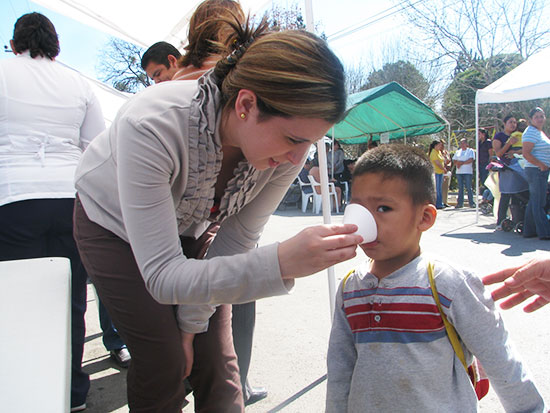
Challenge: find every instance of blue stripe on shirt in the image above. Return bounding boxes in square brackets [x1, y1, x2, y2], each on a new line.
[354, 329, 447, 344]
[345, 286, 452, 308]
[522, 126, 550, 167]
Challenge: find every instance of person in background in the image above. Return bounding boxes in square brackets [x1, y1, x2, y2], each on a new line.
[440, 139, 452, 208]
[73, 16, 359, 412]
[493, 115, 525, 230]
[98, 299, 131, 368]
[477, 128, 493, 187]
[328, 140, 347, 203]
[521, 107, 550, 240]
[141, 41, 182, 83]
[328, 140, 345, 180]
[428, 140, 447, 209]
[453, 138, 476, 208]
[483, 256, 550, 313]
[326, 144, 545, 412]
[0, 13, 105, 412]
[309, 164, 343, 209]
[312, 141, 330, 167]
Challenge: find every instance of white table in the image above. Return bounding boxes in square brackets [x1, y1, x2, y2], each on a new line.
[0, 257, 71, 412]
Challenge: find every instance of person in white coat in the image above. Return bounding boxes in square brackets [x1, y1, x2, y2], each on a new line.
[0, 12, 105, 412]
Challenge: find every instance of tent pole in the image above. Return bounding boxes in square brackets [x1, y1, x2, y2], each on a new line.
[305, 0, 336, 319]
[331, 138, 334, 179]
[475, 95, 479, 223]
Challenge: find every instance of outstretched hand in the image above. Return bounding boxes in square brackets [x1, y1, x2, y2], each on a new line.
[180, 331, 195, 378]
[278, 224, 362, 279]
[482, 257, 550, 312]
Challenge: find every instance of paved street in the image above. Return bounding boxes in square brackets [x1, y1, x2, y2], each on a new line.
[82, 205, 550, 412]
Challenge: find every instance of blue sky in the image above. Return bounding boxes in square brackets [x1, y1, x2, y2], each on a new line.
[0, 0, 405, 80]
[1, 0, 111, 78]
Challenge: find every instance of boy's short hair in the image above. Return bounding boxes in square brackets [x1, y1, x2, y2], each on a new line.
[353, 144, 435, 205]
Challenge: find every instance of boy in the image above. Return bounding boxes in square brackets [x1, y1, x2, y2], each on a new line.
[326, 145, 545, 412]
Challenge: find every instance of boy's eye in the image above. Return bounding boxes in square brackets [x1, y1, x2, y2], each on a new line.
[376, 205, 391, 212]
[287, 137, 301, 145]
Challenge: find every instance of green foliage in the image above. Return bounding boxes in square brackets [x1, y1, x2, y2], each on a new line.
[361, 60, 431, 103]
[443, 53, 524, 129]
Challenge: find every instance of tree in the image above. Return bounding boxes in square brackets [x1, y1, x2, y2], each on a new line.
[262, 3, 306, 31]
[362, 60, 430, 102]
[97, 37, 149, 93]
[401, 0, 550, 130]
[443, 53, 524, 129]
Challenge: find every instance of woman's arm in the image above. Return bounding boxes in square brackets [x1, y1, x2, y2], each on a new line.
[79, 89, 106, 151]
[493, 136, 517, 158]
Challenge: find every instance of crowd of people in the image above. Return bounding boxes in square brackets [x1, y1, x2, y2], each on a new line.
[1, 2, 549, 413]
[425, 107, 550, 243]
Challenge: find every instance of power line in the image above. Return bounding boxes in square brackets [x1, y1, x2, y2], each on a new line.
[327, 0, 427, 42]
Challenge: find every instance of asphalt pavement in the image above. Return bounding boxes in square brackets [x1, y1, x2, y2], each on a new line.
[81, 202, 550, 412]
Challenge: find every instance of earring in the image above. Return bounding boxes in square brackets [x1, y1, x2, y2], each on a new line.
[240, 113, 246, 119]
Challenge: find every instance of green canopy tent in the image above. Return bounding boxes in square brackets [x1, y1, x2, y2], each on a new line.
[326, 81, 448, 144]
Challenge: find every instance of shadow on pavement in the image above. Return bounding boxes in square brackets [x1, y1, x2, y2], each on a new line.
[266, 375, 327, 413]
[84, 358, 128, 412]
[440, 227, 543, 257]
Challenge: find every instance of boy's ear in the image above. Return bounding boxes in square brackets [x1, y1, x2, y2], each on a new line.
[418, 203, 437, 232]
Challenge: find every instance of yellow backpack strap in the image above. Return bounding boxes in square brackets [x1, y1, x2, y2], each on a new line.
[341, 269, 356, 290]
[427, 261, 468, 372]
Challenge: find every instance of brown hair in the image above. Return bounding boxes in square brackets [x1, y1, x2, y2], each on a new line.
[178, 0, 245, 69]
[214, 17, 347, 124]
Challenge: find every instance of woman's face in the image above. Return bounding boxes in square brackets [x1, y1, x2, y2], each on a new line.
[436, 142, 443, 151]
[478, 130, 485, 140]
[236, 114, 332, 171]
[530, 111, 546, 130]
[504, 117, 517, 134]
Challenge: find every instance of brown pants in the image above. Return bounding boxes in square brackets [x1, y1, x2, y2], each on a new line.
[73, 198, 243, 412]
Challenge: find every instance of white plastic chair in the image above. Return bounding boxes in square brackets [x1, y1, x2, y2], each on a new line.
[0, 257, 71, 413]
[297, 176, 314, 213]
[308, 175, 339, 214]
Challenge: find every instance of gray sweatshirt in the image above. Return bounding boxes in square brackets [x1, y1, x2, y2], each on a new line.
[75, 73, 297, 333]
[326, 254, 545, 412]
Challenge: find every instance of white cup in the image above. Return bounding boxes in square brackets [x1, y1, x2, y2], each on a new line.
[343, 203, 377, 244]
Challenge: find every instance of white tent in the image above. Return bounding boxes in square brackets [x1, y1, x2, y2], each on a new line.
[477, 48, 550, 104]
[474, 47, 550, 220]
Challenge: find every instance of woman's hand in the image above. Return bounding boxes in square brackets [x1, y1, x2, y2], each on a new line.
[482, 257, 550, 312]
[180, 331, 195, 378]
[278, 224, 362, 279]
